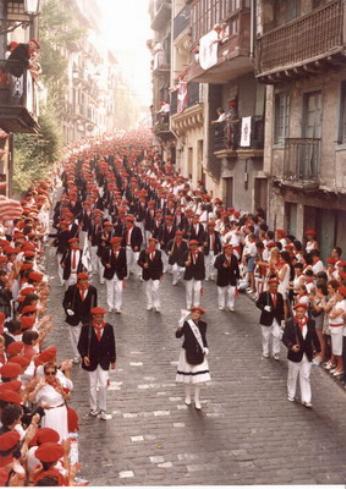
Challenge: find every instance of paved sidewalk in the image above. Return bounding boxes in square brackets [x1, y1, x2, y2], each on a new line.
[45, 245, 346, 485]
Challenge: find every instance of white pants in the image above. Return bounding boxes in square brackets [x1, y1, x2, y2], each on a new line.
[205, 252, 215, 280]
[185, 279, 202, 309]
[88, 365, 109, 412]
[98, 258, 105, 284]
[57, 253, 64, 285]
[287, 355, 312, 404]
[261, 322, 281, 356]
[90, 246, 99, 275]
[146, 279, 160, 308]
[330, 327, 344, 356]
[217, 285, 236, 309]
[79, 230, 88, 250]
[69, 324, 82, 359]
[172, 263, 184, 285]
[106, 276, 123, 311]
[126, 246, 140, 278]
[144, 230, 152, 247]
[66, 272, 77, 289]
[161, 250, 171, 274]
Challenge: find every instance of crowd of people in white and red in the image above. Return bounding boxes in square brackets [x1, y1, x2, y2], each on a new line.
[0, 129, 345, 485]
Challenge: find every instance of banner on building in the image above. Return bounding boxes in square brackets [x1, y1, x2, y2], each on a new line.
[240, 116, 252, 148]
[177, 81, 188, 113]
[199, 30, 218, 71]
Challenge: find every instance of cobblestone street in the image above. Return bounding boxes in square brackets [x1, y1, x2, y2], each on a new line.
[45, 246, 346, 485]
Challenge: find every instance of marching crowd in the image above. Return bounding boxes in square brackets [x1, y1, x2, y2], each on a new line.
[0, 130, 345, 485]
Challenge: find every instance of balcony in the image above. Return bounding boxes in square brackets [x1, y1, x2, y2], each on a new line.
[281, 138, 320, 188]
[0, 60, 39, 133]
[256, 0, 344, 84]
[151, 0, 171, 31]
[212, 117, 264, 158]
[171, 83, 204, 135]
[186, 7, 252, 84]
[173, 3, 191, 40]
[153, 112, 173, 139]
[152, 52, 170, 75]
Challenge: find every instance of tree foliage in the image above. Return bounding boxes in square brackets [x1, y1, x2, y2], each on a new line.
[12, 108, 62, 195]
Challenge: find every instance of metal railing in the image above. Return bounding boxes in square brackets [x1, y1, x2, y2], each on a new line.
[173, 3, 191, 39]
[256, 0, 343, 75]
[212, 116, 264, 152]
[284, 138, 320, 182]
[170, 82, 203, 116]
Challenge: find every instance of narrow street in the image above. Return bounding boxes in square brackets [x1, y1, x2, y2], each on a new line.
[45, 245, 346, 486]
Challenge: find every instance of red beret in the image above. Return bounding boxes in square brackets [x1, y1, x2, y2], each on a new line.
[0, 431, 20, 451]
[125, 215, 135, 222]
[30, 428, 60, 447]
[0, 256, 7, 264]
[111, 237, 122, 245]
[189, 240, 199, 247]
[6, 341, 24, 356]
[21, 304, 37, 314]
[293, 302, 308, 310]
[191, 306, 206, 315]
[0, 389, 22, 405]
[21, 263, 33, 271]
[0, 380, 22, 392]
[20, 286, 35, 296]
[34, 346, 57, 366]
[327, 257, 336, 265]
[35, 442, 65, 463]
[77, 272, 89, 281]
[28, 271, 43, 283]
[10, 355, 30, 369]
[0, 362, 22, 379]
[24, 250, 35, 258]
[338, 286, 346, 298]
[223, 243, 233, 249]
[20, 315, 35, 330]
[91, 307, 106, 315]
[305, 228, 316, 237]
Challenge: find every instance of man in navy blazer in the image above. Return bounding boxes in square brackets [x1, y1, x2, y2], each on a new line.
[78, 307, 116, 420]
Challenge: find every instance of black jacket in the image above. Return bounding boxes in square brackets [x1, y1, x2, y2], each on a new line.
[256, 291, 285, 326]
[78, 322, 116, 371]
[282, 318, 320, 363]
[203, 231, 222, 255]
[63, 284, 98, 326]
[138, 249, 163, 281]
[167, 239, 188, 266]
[183, 251, 205, 281]
[176, 320, 208, 365]
[61, 249, 85, 280]
[102, 247, 127, 280]
[122, 226, 143, 251]
[214, 253, 240, 287]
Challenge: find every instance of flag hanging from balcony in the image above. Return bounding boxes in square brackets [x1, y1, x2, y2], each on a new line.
[199, 30, 218, 71]
[240, 117, 252, 148]
[177, 81, 187, 114]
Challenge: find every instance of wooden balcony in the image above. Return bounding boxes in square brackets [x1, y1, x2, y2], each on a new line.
[186, 8, 252, 84]
[0, 60, 39, 133]
[256, 0, 345, 84]
[281, 138, 320, 188]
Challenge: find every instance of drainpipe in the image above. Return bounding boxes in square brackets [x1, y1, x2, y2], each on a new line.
[250, 0, 256, 60]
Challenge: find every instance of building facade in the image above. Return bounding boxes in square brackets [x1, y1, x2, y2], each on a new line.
[256, 0, 346, 256]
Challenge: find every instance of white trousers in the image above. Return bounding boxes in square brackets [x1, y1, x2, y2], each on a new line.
[217, 285, 236, 309]
[98, 258, 105, 284]
[287, 355, 312, 404]
[185, 279, 202, 309]
[90, 246, 99, 275]
[205, 252, 215, 280]
[172, 263, 184, 285]
[161, 250, 171, 274]
[69, 324, 82, 358]
[79, 230, 88, 250]
[146, 279, 160, 308]
[261, 322, 281, 356]
[106, 276, 123, 311]
[126, 247, 140, 278]
[57, 253, 64, 285]
[144, 230, 152, 247]
[88, 365, 109, 412]
[66, 272, 77, 289]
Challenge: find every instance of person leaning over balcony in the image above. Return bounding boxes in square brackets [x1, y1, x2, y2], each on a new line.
[5, 39, 40, 78]
[213, 107, 226, 123]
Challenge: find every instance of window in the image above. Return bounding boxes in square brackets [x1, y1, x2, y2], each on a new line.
[274, 0, 300, 27]
[274, 93, 289, 144]
[338, 81, 346, 144]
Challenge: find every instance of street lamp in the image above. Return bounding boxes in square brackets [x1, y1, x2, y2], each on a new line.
[24, 0, 41, 16]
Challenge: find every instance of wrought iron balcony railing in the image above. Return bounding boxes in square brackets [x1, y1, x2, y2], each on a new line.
[283, 138, 320, 183]
[212, 117, 264, 152]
